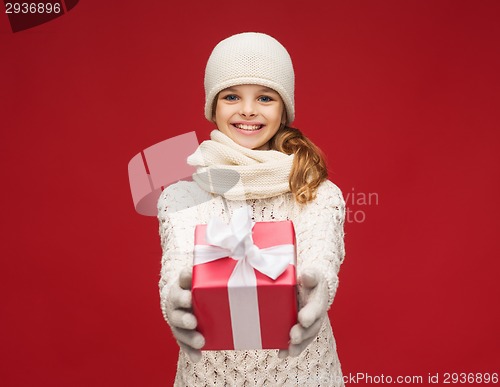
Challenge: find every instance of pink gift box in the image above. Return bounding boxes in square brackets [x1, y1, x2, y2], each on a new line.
[192, 218, 298, 350]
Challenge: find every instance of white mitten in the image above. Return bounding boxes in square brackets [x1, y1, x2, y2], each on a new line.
[166, 267, 205, 362]
[278, 267, 329, 358]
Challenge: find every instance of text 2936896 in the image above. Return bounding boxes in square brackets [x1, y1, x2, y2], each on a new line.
[5, 2, 61, 14]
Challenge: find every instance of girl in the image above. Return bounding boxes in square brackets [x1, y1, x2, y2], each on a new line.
[158, 32, 346, 386]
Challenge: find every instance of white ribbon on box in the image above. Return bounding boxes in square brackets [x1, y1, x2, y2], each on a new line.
[194, 206, 295, 350]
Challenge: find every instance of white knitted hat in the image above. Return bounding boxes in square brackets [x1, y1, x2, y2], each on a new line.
[204, 32, 295, 124]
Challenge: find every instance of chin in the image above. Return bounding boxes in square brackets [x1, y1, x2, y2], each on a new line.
[229, 133, 262, 148]
[239, 140, 263, 150]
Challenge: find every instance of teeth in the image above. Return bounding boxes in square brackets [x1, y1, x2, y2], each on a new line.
[234, 124, 262, 130]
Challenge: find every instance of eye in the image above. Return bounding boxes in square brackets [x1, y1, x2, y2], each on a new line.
[222, 94, 239, 101]
[258, 95, 274, 102]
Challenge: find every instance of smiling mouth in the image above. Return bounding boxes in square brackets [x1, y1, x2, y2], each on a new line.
[232, 123, 264, 131]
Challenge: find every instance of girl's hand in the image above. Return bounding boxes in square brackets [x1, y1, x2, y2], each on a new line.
[168, 267, 205, 362]
[278, 268, 329, 358]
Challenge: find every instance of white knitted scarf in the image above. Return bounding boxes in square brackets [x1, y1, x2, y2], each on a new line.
[187, 130, 294, 200]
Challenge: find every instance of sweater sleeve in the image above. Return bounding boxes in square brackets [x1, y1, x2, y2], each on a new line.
[296, 180, 346, 309]
[157, 181, 208, 326]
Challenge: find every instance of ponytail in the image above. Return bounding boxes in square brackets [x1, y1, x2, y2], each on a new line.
[269, 126, 328, 204]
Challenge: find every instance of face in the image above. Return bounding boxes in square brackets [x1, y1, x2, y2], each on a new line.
[212, 84, 286, 150]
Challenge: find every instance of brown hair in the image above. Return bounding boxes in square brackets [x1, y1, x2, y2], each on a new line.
[269, 125, 328, 204]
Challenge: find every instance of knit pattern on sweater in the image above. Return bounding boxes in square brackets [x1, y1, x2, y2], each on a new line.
[157, 180, 346, 386]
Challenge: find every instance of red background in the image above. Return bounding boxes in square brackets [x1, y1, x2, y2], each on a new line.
[1, 1, 499, 386]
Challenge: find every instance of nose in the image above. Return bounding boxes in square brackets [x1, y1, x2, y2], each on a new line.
[239, 99, 256, 117]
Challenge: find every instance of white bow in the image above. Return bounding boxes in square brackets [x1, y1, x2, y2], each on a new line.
[194, 206, 294, 282]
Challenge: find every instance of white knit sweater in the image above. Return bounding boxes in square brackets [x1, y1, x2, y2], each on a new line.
[157, 179, 346, 386]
